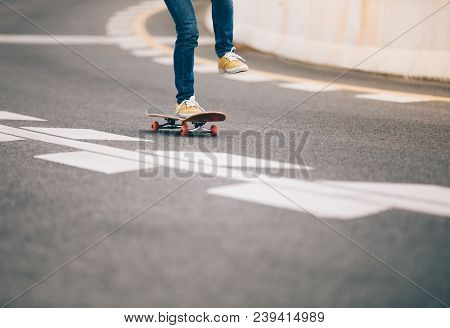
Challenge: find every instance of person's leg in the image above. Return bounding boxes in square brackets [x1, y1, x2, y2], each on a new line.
[211, 0, 234, 58]
[164, 0, 198, 104]
[212, 0, 248, 74]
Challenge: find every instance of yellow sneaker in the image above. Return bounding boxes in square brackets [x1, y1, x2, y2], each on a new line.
[218, 47, 249, 74]
[175, 96, 206, 118]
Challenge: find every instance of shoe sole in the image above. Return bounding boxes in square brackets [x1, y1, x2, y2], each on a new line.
[219, 67, 249, 74]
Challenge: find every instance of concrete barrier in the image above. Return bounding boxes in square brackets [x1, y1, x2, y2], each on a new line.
[205, 0, 450, 81]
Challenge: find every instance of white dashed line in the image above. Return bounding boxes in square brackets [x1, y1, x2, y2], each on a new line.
[107, 16, 132, 23]
[105, 1, 161, 39]
[194, 65, 219, 74]
[126, 4, 156, 12]
[154, 36, 216, 46]
[279, 82, 342, 92]
[21, 127, 147, 141]
[106, 22, 131, 30]
[355, 93, 428, 103]
[106, 28, 133, 36]
[225, 73, 273, 83]
[35, 151, 151, 174]
[117, 39, 149, 50]
[131, 49, 163, 57]
[0, 35, 125, 45]
[152, 57, 174, 66]
[107, 29, 133, 36]
[0, 111, 46, 121]
[110, 12, 137, 18]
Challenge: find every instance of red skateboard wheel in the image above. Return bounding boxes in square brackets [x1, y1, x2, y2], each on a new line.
[151, 121, 160, 132]
[210, 125, 218, 137]
[180, 123, 189, 137]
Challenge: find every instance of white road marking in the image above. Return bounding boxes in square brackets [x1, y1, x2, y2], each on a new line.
[107, 16, 133, 23]
[21, 127, 148, 141]
[131, 49, 163, 57]
[1, 125, 249, 179]
[3, 124, 448, 220]
[0, 111, 46, 121]
[106, 30, 133, 37]
[126, 4, 158, 12]
[208, 180, 450, 220]
[0, 35, 127, 45]
[105, 17, 134, 36]
[208, 183, 387, 219]
[35, 151, 150, 174]
[117, 39, 149, 50]
[0, 133, 24, 142]
[106, 22, 131, 30]
[279, 82, 342, 92]
[0, 34, 163, 47]
[147, 150, 312, 170]
[110, 12, 138, 18]
[154, 36, 216, 46]
[323, 180, 450, 217]
[152, 57, 174, 66]
[0, 124, 156, 165]
[106, 28, 133, 36]
[139, 0, 160, 4]
[225, 73, 273, 83]
[194, 64, 219, 74]
[355, 93, 428, 103]
[0, 125, 301, 182]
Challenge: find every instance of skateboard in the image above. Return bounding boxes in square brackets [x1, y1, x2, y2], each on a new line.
[146, 110, 226, 137]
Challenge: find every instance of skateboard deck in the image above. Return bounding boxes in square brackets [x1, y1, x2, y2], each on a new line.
[146, 110, 226, 137]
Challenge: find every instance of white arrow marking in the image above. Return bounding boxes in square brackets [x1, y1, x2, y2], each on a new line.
[208, 180, 450, 220]
[2, 123, 448, 220]
[208, 182, 388, 219]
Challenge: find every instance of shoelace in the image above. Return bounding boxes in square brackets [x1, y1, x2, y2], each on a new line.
[224, 47, 246, 63]
[176, 96, 205, 113]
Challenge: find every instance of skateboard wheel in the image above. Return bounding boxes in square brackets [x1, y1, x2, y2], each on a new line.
[151, 121, 159, 132]
[180, 123, 189, 137]
[210, 125, 218, 137]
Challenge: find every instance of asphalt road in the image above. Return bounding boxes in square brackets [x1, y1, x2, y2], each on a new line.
[0, 0, 449, 307]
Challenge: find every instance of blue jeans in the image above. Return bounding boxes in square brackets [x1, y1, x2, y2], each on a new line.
[164, 0, 234, 103]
